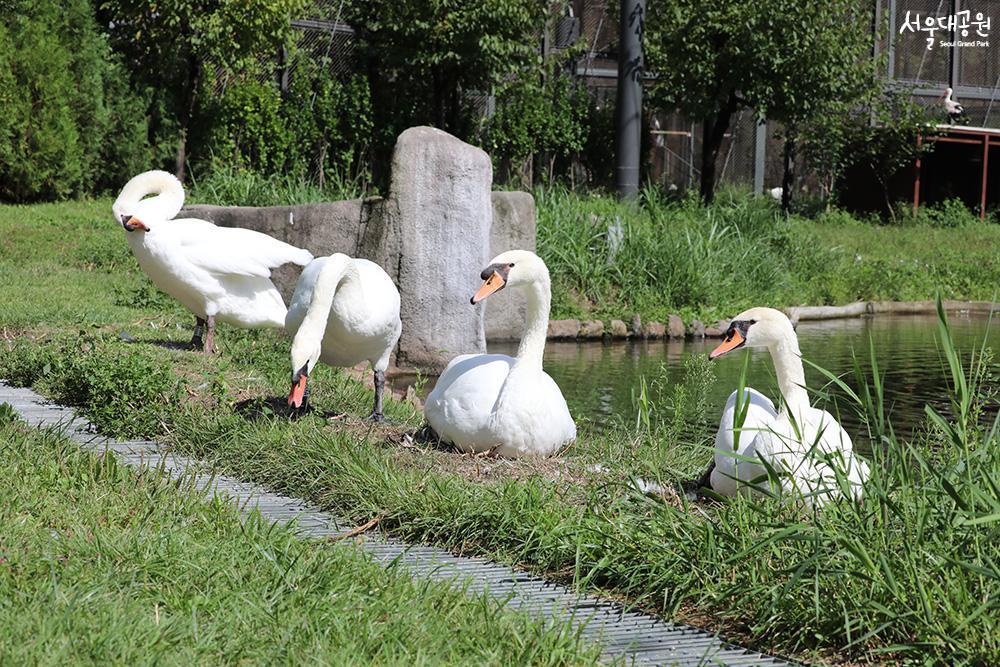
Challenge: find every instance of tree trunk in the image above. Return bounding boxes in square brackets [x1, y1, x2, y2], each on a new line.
[432, 66, 446, 129]
[175, 53, 202, 182]
[781, 129, 796, 215]
[699, 92, 738, 204]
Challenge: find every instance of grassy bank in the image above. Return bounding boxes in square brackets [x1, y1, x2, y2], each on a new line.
[2, 198, 999, 664]
[538, 188, 1000, 324]
[0, 417, 598, 665]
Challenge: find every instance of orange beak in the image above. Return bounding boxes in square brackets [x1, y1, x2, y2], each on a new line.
[709, 330, 745, 360]
[122, 215, 149, 232]
[470, 271, 505, 305]
[288, 374, 308, 408]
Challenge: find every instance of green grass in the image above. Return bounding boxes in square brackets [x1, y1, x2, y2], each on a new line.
[537, 187, 1000, 324]
[0, 416, 600, 665]
[2, 196, 999, 664]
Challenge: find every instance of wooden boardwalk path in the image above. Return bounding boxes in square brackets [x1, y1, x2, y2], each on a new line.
[1, 381, 793, 667]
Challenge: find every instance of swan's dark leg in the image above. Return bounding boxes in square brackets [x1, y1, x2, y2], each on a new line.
[190, 317, 206, 350]
[696, 461, 716, 491]
[367, 369, 385, 422]
[203, 315, 216, 354]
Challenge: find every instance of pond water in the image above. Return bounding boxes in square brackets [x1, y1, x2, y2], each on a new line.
[484, 313, 999, 438]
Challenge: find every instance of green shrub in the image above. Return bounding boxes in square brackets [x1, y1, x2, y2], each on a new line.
[201, 79, 291, 175]
[0, 0, 149, 202]
[0, 333, 181, 438]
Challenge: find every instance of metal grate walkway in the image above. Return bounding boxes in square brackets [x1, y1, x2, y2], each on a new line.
[0, 381, 793, 667]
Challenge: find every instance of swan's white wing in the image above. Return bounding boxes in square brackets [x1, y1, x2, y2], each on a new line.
[753, 407, 870, 504]
[171, 219, 312, 278]
[711, 387, 777, 496]
[424, 354, 513, 451]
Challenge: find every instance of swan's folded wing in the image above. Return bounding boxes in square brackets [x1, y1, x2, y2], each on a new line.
[172, 220, 313, 278]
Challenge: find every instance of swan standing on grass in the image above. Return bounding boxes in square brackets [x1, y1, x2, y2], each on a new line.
[705, 307, 869, 504]
[285, 254, 401, 421]
[112, 171, 313, 353]
[424, 250, 576, 457]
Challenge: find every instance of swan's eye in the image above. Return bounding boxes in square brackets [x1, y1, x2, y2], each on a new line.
[508, 263, 515, 268]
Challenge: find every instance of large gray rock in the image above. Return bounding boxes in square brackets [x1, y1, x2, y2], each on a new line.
[667, 314, 685, 338]
[390, 126, 493, 370]
[485, 191, 536, 341]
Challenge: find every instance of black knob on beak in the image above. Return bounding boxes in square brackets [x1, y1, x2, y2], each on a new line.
[121, 214, 132, 225]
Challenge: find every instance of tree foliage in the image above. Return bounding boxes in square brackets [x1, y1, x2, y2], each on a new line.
[646, 0, 879, 204]
[344, 0, 546, 179]
[0, 0, 149, 202]
[98, 0, 306, 179]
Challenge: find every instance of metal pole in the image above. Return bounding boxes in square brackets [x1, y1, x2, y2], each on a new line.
[754, 119, 767, 194]
[616, 0, 645, 199]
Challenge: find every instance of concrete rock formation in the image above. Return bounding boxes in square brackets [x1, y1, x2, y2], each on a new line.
[390, 127, 492, 369]
[181, 126, 536, 371]
[609, 319, 629, 338]
[547, 319, 581, 339]
[667, 314, 685, 338]
[579, 319, 605, 339]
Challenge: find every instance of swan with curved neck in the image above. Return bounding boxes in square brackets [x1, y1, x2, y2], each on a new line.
[112, 170, 312, 353]
[424, 250, 575, 457]
[706, 307, 870, 504]
[285, 254, 401, 420]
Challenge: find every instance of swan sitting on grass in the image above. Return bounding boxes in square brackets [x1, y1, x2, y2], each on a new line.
[285, 254, 401, 421]
[705, 307, 870, 505]
[424, 250, 576, 457]
[112, 170, 313, 353]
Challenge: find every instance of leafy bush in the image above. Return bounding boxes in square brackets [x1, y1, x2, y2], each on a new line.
[201, 79, 291, 176]
[0, 0, 149, 202]
[484, 71, 590, 186]
[0, 334, 181, 438]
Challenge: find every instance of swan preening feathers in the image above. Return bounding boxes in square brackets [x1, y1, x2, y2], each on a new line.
[707, 307, 870, 505]
[424, 250, 576, 458]
[285, 254, 402, 421]
[112, 170, 313, 353]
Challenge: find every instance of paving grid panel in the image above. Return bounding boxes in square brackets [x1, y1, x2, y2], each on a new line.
[0, 381, 793, 667]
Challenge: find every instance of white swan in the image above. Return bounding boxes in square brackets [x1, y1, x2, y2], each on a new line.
[707, 307, 869, 504]
[112, 170, 313, 353]
[285, 254, 402, 420]
[424, 250, 576, 458]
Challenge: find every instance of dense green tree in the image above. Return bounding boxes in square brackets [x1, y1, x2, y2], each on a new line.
[98, 0, 305, 180]
[344, 0, 546, 179]
[646, 0, 879, 204]
[0, 0, 148, 202]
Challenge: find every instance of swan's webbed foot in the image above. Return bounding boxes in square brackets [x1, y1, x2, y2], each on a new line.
[365, 411, 386, 423]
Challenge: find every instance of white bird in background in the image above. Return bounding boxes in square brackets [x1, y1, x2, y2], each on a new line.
[424, 250, 576, 458]
[285, 254, 402, 421]
[704, 308, 870, 506]
[112, 170, 313, 353]
[768, 186, 783, 202]
[942, 87, 965, 124]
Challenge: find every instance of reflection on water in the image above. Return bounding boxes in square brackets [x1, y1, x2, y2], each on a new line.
[485, 313, 999, 438]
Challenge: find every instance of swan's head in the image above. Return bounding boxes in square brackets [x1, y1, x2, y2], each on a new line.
[112, 170, 185, 233]
[288, 341, 319, 410]
[470, 249, 548, 304]
[709, 307, 794, 359]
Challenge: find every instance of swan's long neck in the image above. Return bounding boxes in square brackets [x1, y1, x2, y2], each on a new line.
[117, 172, 185, 220]
[292, 256, 352, 370]
[514, 277, 551, 372]
[768, 333, 811, 415]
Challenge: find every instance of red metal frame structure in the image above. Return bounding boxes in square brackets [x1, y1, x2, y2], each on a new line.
[913, 124, 1000, 220]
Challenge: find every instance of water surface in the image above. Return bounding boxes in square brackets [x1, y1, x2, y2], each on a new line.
[487, 313, 999, 438]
